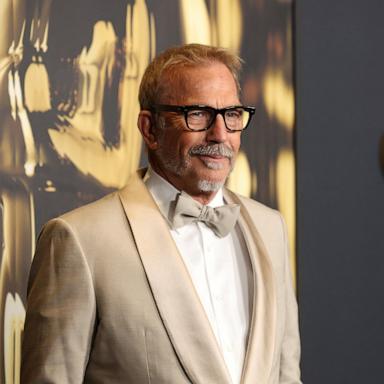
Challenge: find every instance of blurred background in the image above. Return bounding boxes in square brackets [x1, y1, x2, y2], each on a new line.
[0, 0, 295, 382]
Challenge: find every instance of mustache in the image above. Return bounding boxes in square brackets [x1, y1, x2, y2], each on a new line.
[189, 144, 234, 158]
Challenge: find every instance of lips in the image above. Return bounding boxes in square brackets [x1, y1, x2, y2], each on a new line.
[197, 155, 230, 171]
[200, 154, 227, 160]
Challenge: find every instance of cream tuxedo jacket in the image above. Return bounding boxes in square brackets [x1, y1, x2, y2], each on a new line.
[21, 171, 301, 384]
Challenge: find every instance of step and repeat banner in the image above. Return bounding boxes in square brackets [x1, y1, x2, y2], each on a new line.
[0, 0, 294, 382]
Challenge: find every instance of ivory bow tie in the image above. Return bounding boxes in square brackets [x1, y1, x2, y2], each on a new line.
[171, 191, 240, 238]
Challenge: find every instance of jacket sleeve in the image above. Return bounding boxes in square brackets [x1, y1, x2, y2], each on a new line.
[21, 218, 96, 383]
[278, 213, 302, 384]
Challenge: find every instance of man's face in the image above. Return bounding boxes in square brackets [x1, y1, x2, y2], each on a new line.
[150, 62, 242, 199]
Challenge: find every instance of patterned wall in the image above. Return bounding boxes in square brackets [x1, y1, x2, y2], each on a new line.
[0, 0, 294, 382]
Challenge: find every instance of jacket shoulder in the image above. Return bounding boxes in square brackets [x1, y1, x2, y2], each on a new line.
[37, 191, 127, 243]
[58, 191, 123, 228]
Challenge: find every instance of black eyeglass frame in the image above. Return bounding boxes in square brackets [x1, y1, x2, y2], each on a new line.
[151, 104, 256, 132]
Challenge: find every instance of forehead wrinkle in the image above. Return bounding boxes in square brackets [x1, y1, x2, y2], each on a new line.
[158, 74, 193, 106]
[156, 63, 239, 107]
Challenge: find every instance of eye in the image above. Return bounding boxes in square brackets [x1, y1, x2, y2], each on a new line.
[187, 109, 209, 119]
[225, 108, 243, 119]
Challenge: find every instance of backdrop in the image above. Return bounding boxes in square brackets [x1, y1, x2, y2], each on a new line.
[296, 0, 384, 382]
[0, 0, 294, 382]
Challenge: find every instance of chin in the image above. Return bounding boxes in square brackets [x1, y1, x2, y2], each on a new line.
[194, 169, 228, 193]
[200, 167, 230, 182]
[197, 179, 225, 192]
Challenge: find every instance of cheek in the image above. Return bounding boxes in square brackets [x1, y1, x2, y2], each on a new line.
[161, 117, 194, 153]
[229, 133, 241, 153]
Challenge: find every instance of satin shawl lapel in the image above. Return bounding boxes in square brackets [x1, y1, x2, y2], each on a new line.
[224, 189, 277, 384]
[118, 172, 231, 384]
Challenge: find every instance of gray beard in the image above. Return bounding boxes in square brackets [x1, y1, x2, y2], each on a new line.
[197, 179, 224, 192]
[155, 144, 190, 177]
[154, 119, 233, 192]
[154, 146, 231, 193]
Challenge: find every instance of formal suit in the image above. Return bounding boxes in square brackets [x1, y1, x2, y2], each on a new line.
[21, 170, 301, 384]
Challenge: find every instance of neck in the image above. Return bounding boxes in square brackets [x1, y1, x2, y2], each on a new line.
[185, 190, 219, 205]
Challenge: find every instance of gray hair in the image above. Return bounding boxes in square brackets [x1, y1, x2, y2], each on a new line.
[138, 43, 242, 110]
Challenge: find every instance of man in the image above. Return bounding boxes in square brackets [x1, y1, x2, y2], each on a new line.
[21, 44, 301, 384]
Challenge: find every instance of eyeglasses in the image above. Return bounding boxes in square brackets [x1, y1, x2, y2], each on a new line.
[151, 104, 256, 132]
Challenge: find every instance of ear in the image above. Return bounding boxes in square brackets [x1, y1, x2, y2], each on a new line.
[137, 110, 158, 150]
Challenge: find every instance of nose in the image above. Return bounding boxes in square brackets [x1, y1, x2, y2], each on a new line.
[206, 114, 228, 143]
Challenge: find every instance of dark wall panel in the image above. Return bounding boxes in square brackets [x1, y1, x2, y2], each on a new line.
[296, 1, 384, 382]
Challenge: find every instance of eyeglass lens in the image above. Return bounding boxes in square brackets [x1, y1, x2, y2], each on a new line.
[186, 108, 249, 131]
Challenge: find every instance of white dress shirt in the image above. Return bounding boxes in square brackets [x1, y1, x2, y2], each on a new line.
[144, 168, 253, 384]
